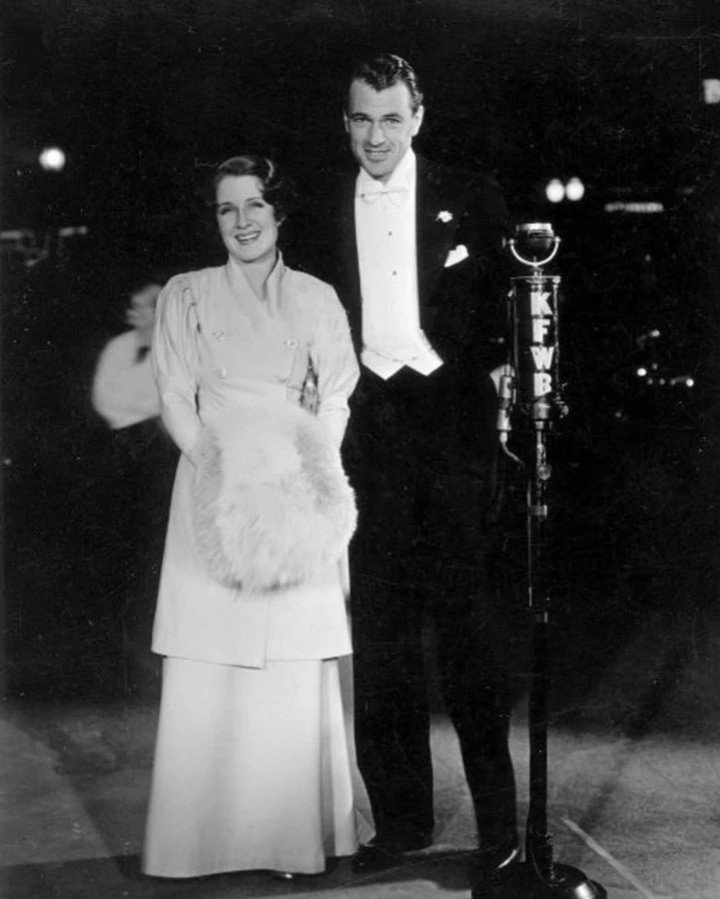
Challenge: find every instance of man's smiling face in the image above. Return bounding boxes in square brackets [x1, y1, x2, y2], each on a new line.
[344, 79, 424, 184]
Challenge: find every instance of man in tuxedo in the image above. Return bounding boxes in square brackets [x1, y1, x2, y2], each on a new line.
[316, 54, 519, 878]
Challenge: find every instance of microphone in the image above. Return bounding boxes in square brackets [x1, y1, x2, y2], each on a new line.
[505, 223, 563, 428]
[495, 364, 524, 466]
[496, 365, 514, 439]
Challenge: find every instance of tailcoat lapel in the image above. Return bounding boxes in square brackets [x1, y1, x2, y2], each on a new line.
[415, 157, 459, 335]
[338, 172, 363, 356]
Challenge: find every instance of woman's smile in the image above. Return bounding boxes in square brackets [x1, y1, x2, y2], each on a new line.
[215, 174, 279, 266]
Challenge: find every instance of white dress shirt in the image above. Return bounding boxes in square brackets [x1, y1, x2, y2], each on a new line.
[92, 330, 160, 429]
[354, 150, 443, 380]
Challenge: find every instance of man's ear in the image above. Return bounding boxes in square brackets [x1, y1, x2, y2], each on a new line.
[343, 110, 350, 134]
[411, 104, 425, 138]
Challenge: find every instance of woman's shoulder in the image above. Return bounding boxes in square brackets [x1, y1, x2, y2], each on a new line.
[159, 266, 225, 308]
[163, 265, 223, 294]
[284, 266, 341, 310]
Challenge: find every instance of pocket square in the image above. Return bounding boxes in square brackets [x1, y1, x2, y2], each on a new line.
[444, 244, 469, 268]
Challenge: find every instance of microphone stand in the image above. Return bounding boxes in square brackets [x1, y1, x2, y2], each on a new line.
[473, 225, 606, 899]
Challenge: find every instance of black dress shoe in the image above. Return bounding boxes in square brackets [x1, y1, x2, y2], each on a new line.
[474, 841, 520, 883]
[351, 834, 433, 873]
[351, 843, 404, 873]
[268, 868, 328, 881]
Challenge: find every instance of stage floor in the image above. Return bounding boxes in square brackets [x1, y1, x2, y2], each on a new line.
[3, 597, 720, 899]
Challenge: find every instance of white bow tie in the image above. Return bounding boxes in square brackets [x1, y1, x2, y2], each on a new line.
[358, 185, 409, 207]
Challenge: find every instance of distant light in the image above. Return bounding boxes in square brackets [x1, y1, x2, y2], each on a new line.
[545, 179, 564, 203]
[604, 201, 664, 214]
[670, 375, 695, 388]
[702, 79, 720, 104]
[39, 147, 66, 171]
[637, 329, 660, 347]
[565, 177, 585, 202]
[637, 367, 648, 377]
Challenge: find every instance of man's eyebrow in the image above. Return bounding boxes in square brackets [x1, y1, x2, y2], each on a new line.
[349, 111, 402, 119]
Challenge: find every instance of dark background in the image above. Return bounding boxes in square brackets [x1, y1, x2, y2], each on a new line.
[2, 0, 719, 714]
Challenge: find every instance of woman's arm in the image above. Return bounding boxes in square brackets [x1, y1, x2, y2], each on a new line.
[151, 276, 203, 463]
[310, 287, 360, 448]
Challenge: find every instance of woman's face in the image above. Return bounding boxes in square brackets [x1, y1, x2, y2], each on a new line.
[215, 174, 279, 266]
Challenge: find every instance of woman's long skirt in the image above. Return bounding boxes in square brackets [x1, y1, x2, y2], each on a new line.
[143, 654, 369, 877]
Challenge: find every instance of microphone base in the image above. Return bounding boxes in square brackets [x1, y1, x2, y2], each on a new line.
[472, 861, 607, 899]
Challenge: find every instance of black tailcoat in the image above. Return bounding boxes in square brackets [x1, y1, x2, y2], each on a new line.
[307, 155, 518, 850]
[317, 156, 510, 479]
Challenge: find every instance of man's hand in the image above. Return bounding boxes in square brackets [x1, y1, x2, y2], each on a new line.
[490, 363, 514, 393]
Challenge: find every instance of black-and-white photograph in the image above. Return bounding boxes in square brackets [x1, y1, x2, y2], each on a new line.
[2, 2, 719, 898]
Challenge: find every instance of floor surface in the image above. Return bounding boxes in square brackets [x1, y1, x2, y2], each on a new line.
[3, 597, 720, 899]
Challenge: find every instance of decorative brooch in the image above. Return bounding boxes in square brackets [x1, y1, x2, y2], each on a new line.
[436, 210, 453, 223]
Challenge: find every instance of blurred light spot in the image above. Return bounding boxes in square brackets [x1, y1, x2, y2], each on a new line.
[604, 202, 664, 213]
[636, 367, 647, 377]
[565, 177, 585, 201]
[670, 375, 695, 388]
[545, 179, 564, 203]
[702, 78, 720, 104]
[39, 147, 66, 171]
[637, 329, 661, 347]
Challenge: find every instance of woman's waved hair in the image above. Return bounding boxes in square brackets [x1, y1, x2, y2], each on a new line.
[212, 155, 296, 222]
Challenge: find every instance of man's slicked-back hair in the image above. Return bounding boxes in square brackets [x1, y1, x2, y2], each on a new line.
[347, 53, 424, 114]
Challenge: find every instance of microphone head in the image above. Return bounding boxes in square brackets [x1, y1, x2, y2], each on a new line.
[515, 223, 556, 259]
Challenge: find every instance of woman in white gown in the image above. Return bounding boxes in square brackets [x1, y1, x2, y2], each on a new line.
[142, 155, 372, 879]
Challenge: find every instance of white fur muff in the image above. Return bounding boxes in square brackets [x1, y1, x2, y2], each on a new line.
[191, 403, 357, 593]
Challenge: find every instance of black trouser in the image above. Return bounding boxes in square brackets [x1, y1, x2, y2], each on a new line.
[347, 366, 517, 850]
